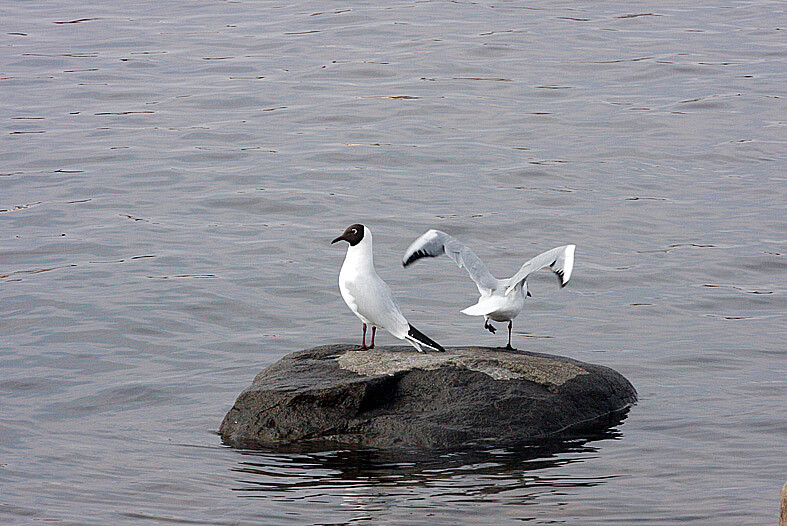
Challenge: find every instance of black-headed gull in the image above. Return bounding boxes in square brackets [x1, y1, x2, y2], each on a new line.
[332, 224, 445, 353]
[402, 229, 575, 350]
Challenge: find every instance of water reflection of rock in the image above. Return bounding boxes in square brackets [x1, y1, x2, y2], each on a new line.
[229, 409, 629, 496]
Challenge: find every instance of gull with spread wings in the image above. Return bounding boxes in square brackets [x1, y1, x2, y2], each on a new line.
[403, 229, 575, 350]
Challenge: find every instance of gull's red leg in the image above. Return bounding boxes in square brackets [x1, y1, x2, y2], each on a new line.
[369, 326, 376, 349]
[352, 323, 368, 351]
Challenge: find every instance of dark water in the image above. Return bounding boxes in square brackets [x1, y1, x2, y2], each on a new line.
[2, 1, 785, 524]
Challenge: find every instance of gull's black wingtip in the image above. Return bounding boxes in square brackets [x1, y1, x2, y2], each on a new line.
[402, 249, 433, 269]
[553, 267, 568, 288]
[402, 253, 417, 268]
[408, 324, 445, 352]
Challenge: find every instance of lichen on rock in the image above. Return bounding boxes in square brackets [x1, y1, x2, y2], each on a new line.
[337, 347, 588, 386]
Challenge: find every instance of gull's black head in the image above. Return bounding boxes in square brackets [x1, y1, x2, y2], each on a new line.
[331, 224, 365, 246]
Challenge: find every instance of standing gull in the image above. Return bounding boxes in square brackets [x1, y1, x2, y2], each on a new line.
[402, 229, 575, 350]
[332, 224, 445, 352]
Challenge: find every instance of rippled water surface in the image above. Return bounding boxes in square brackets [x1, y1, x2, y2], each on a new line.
[2, 1, 786, 524]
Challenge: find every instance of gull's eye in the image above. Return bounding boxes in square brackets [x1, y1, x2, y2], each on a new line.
[351, 229, 357, 234]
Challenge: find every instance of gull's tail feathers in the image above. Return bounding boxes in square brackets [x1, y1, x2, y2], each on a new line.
[460, 294, 508, 317]
[405, 324, 445, 353]
[460, 302, 491, 317]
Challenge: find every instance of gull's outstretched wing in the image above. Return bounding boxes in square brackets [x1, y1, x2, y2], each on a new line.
[504, 244, 575, 295]
[402, 229, 498, 295]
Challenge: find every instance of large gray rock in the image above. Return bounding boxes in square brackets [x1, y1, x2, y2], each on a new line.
[220, 345, 637, 450]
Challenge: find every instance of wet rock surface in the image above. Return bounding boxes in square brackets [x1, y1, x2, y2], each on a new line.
[220, 345, 637, 450]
